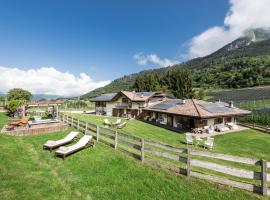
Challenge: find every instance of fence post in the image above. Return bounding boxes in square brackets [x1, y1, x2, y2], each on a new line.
[261, 159, 267, 196]
[114, 131, 118, 150]
[85, 122, 88, 134]
[96, 126, 99, 142]
[186, 148, 191, 177]
[71, 116, 74, 127]
[77, 119, 80, 130]
[141, 138, 145, 162]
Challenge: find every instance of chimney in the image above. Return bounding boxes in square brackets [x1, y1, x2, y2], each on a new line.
[229, 101, 234, 108]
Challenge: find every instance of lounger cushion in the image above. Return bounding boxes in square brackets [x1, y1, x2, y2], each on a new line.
[55, 135, 92, 155]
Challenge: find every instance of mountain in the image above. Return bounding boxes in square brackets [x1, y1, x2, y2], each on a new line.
[0, 93, 65, 101]
[81, 28, 270, 99]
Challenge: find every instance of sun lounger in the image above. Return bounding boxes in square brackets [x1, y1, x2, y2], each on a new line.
[55, 134, 93, 160]
[117, 122, 127, 129]
[43, 131, 79, 151]
[204, 137, 214, 149]
[104, 119, 112, 126]
[8, 116, 30, 127]
[112, 119, 121, 126]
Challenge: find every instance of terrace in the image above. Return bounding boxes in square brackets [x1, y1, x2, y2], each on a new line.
[1, 101, 68, 136]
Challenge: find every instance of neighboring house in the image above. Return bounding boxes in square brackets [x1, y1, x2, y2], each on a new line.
[142, 99, 251, 130]
[90, 93, 118, 116]
[90, 91, 173, 118]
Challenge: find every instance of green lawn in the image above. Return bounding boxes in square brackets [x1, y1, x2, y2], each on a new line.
[0, 113, 268, 199]
[70, 113, 270, 161]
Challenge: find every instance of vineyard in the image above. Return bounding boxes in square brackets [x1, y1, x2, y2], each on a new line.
[207, 86, 270, 126]
[207, 86, 270, 101]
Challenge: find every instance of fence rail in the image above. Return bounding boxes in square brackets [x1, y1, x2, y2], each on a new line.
[239, 122, 270, 133]
[60, 113, 270, 197]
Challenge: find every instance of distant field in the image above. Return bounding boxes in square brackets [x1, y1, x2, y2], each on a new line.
[206, 86, 270, 126]
[207, 86, 270, 101]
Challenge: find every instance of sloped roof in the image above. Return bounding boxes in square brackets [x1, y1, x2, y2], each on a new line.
[90, 93, 117, 101]
[120, 91, 156, 101]
[143, 99, 251, 118]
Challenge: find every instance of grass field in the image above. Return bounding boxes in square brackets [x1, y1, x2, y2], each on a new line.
[1, 113, 268, 200]
[70, 113, 270, 161]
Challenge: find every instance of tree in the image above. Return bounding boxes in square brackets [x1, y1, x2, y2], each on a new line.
[197, 89, 206, 100]
[7, 88, 32, 102]
[6, 100, 24, 116]
[0, 96, 5, 102]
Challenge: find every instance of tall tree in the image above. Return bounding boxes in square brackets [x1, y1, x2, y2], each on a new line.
[7, 88, 32, 102]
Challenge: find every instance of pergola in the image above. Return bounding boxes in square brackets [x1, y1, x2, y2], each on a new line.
[22, 101, 64, 119]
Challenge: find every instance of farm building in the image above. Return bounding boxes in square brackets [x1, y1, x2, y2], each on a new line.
[90, 91, 173, 118]
[90, 91, 251, 131]
[142, 99, 251, 130]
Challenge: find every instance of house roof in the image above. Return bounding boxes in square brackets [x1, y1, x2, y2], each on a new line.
[90, 91, 159, 102]
[90, 93, 117, 102]
[143, 99, 251, 119]
[119, 91, 156, 101]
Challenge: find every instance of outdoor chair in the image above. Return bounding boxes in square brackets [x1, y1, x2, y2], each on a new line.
[43, 131, 79, 151]
[117, 122, 127, 129]
[55, 134, 94, 160]
[204, 126, 214, 134]
[215, 124, 230, 132]
[185, 133, 193, 145]
[204, 137, 214, 149]
[226, 122, 238, 130]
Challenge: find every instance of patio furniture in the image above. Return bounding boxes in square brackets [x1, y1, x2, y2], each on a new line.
[204, 137, 214, 149]
[185, 133, 193, 145]
[103, 119, 112, 126]
[8, 116, 30, 127]
[215, 124, 230, 132]
[43, 131, 79, 151]
[112, 119, 121, 126]
[204, 126, 214, 134]
[226, 122, 238, 130]
[117, 122, 127, 129]
[195, 135, 203, 146]
[144, 116, 150, 121]
[55, 134, 94, 160]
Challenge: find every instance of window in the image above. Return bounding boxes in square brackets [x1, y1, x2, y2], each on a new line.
[122, 98, 128, 103]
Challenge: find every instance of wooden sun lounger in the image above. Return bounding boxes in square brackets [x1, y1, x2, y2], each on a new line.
[43, 131, 79, 151]
[117, 122, 127, 129]
[55, 134, 94, 160]
[8, 116, 30, 127]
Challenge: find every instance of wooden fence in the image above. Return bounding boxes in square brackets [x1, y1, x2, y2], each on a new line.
[60, 114, 270, 197]
[239, 122, 270, 134]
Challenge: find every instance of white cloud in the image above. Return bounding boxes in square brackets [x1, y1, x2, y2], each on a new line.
[0, 66, 110, 96]
[187, 0, 270, 58]
[133, 52, 178, 67]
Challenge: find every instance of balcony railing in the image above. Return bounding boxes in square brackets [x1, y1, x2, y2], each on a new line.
[115, 102, 130, 108]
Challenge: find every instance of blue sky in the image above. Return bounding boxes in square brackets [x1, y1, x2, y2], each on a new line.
[0, 0, 228, 80]
[0, 0, 269, 96]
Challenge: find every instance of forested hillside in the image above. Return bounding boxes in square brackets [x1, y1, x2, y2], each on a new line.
[81, 28, 270, 99]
